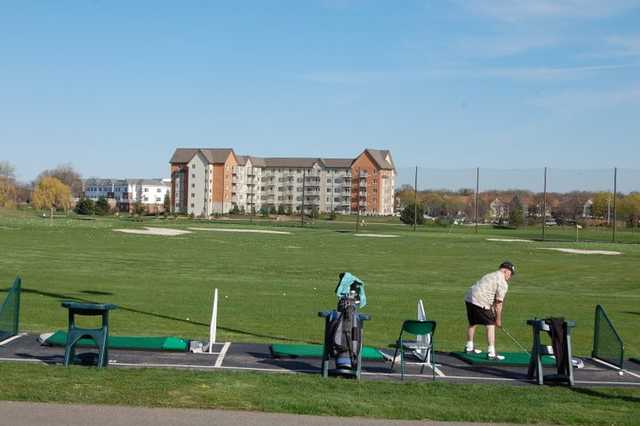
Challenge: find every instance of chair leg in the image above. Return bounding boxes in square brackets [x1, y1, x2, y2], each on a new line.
[64, 333, 84, 367]
[432, 345, 436, 381]
[400, 348, 405, 380]
[97, 332, 109, 368]
[390, 346, 399, 373]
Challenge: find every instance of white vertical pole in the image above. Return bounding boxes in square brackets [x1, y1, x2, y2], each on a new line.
[209, 288, 218, 353]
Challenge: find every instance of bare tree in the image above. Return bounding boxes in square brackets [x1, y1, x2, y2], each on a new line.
[0, 161, 16, 179]
[38, 163, 83, 197]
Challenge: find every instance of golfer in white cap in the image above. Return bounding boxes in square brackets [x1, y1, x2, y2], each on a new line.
[463, 261, 516, 360]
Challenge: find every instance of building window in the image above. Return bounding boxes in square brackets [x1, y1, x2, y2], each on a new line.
[191, 203, 194, 208]
[144, 188, 149, 192]
[192, 164, 196, 169]
[156, 197, 161, 202]
[192, 184, 195, 188]
[192, 174, 195, 178]
[157, 188, 161, 192]
[191, 193, 195, 198]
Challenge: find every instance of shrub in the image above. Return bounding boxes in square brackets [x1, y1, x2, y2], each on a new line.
[94, 197, 111, 216]
[75, 198, 95, 215]
[400, 204, 425, 225]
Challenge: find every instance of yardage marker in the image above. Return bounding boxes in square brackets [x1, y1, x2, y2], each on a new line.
[591, 357, 640, 379]
[215, 342, 231, 368]
[0, 333, 27, 346]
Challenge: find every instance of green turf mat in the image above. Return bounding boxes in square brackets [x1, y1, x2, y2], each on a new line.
[43, 330, 189, 352]
[271, 343, 385, 361]
[451, 351, 556, 367]
[630, 357, 640, 365]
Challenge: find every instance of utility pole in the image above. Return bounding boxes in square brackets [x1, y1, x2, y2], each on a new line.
[612, 167, 617, 242]
[475, 167, 479, 234]
[413, 166, 418, 232]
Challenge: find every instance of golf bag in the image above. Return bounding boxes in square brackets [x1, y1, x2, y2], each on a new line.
[325, 273, 366, 370]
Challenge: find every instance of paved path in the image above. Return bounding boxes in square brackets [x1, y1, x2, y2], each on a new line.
[0, 401, 527, 426]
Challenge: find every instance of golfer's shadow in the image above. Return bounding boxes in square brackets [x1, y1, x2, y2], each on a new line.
[249, 351, 319, 373]
[570, 387, 640, 403]
[21, 288, 312, 343]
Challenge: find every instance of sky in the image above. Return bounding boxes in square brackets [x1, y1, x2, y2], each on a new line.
[1, 1, 639, 191]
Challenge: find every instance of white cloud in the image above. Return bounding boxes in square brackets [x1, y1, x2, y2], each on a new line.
[300, 63, 640, 85]
[477, 63, 640, 80]
[529, 86, 640, 113]
[453, 34, 559, 58]
[456, 0, 640, 22]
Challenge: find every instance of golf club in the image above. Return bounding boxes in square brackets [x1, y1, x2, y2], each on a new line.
[501, 327, 530, 355]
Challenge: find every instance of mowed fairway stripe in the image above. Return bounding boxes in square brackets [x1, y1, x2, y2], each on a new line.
[189, 227, 291, 235]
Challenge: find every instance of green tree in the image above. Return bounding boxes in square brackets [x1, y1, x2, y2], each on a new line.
[163, 192, 171, 213]
[95, 197, 111, 216]
[509, 196, 524, 227]
[259, 206, 269, 217]
[230, 204, 240, 215]
[400, 203, 425, 225]
[277, 204, 286, 215]
[75, 198, 95, 215]
[32, 176, 72, 218]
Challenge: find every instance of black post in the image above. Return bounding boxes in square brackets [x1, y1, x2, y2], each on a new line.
[413, 166, 418, 232]
[542, 167, 547, 241]
[612, 167, 617, 242]
[475, 167, 479, 234]
[301, 169, 306, 227]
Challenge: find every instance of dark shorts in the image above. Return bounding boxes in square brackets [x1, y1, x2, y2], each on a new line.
[466, 302, 496, 326]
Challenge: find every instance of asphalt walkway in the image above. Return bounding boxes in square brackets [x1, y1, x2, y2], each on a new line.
[0, 401, 529, 426]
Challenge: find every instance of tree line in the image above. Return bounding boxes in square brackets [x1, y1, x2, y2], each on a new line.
[396, 186, 640, 228]
[0, 161, 170, 217]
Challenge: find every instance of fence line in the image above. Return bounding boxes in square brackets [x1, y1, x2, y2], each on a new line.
[395, 167, 640, 243]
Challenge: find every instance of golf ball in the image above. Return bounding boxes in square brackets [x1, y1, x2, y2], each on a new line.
[619, 371, 624, 376]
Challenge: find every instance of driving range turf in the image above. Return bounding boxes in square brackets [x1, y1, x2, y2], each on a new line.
[1, 209, 639, 424]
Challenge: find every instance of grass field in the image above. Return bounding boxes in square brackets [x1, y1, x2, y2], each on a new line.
[2, 209, 640, 424]
[1, 208, 639, 357]
[1, 363, 639, 425]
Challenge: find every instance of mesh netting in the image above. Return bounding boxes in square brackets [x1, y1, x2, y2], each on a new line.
[592, 305, 624, 368]
[0, 277, 21, 342]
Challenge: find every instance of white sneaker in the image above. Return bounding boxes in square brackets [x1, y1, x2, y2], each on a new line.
[488, 353, 505, 361]
[464, 347, 482, 354]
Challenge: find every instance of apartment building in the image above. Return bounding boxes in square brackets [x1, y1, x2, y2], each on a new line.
[83, 178, 171, 211]
[170, 149, 395, 217]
